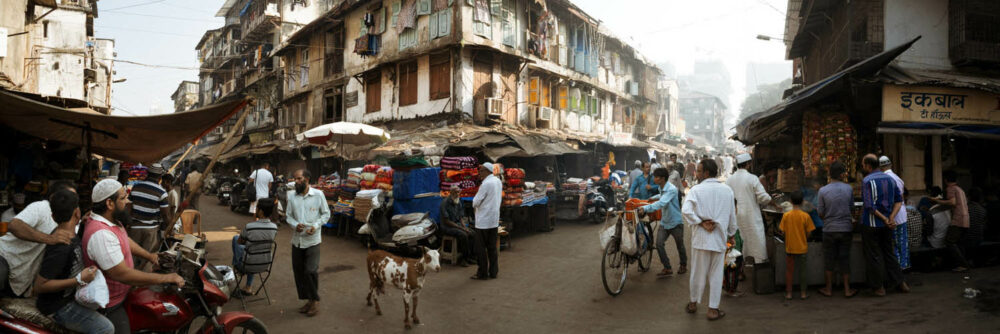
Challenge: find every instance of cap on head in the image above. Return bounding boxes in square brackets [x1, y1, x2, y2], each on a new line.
[634, 160, 642, 167]
[878, 156, 891, 167]
[449, 183, 461, 191]
[92, 178, 124, 203]
[736, 153, 752, 165]
[481, 162, 494, 172]
[147, 163, 166, 176]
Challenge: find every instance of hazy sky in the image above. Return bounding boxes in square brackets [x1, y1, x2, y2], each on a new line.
[97, 0, 791, 117]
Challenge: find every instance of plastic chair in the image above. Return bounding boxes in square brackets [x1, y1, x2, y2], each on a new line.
[235, 239, 277, 311]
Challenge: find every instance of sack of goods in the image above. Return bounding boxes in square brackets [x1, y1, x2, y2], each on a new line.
[393, 217, 435, 244]
[353, 189, 385, 223]
[620, 219, 639, 256]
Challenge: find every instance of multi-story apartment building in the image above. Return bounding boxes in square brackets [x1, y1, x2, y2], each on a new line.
[679, 90, 726, 148]
[195, 0, 665, 168]
[658, 79, 682, 139]
[170, 80, 199, 112]
[1, 0, 115, 113]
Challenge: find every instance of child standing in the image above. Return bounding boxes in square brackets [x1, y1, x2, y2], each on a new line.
[780, 191, 816, 300]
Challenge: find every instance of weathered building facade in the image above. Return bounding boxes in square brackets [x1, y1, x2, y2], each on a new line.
[170, 80, 199, 112]
[680, 90, 726, 148]
[0, 0, 114, 113]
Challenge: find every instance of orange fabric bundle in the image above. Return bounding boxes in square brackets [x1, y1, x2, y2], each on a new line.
[625, 198, 661, 221]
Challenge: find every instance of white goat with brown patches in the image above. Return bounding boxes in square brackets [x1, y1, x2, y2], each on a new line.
[366, 247, 441, 330]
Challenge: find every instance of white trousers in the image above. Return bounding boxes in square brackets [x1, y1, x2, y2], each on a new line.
[689, 248, 725, 309]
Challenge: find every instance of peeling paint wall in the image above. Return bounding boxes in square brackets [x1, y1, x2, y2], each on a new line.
[31, 6, 87, 100]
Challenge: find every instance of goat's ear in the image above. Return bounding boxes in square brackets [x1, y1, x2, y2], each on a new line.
[421, 246, 430, 253]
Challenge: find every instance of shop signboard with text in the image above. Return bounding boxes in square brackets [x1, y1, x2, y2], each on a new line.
[882, 84, 1000, 126]
[606, 131, 632, 146]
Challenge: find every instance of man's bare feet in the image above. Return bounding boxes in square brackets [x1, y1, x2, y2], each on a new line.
[818, 287, 833, 297]
[845, 288, 858, 298]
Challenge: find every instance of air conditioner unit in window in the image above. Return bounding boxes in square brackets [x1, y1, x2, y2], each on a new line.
[486, 98, 504, 117]
[538, 106, 553, 121]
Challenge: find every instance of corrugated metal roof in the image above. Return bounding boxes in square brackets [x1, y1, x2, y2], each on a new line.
[877, 65, 1000, 94]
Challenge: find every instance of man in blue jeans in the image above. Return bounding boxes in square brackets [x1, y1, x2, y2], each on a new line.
[639, 167, 687, 277]
[232, 199, 278, 296]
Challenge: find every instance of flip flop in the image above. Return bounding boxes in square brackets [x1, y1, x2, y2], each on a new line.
[818, 289, 833, 297]
[707, 309, 726, 321]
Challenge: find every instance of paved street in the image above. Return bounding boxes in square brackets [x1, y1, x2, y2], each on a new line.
[195, 197, 1000, 333]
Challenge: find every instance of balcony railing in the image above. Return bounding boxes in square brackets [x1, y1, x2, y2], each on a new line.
[242, 1, 280, 39]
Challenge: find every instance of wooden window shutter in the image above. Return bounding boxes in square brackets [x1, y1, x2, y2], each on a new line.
[399, 62, 418, 106]
[558, 86, 568, 110]
[429, 53, 450, 100]
[391, 1, 401, 28]
[366, 71, 381, 113]
[528, 77, 539, 105]
[429, 11, 439, 39]
[417, 0, 432, 15]
[540, 80, 551, 108]
[375, 7, 386, 34]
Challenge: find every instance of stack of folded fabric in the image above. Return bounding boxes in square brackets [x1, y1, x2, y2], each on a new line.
[353, 189, 384, 223]
[561, 178, 587, 193]
[502, 168, 525, 207]
[360, 164, 380, 190]
[440, 156, 478, 170]
[375, 167, 394, 197]
[334, 168, 363, 216]
[438, 156, 480, 198]
[333, 199, 354, 216]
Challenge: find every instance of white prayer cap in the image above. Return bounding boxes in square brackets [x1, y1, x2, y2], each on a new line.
[481, 162, 494, 171]
[736, 153, 752, 165]
[92, 178, 123, 203]
[879, 156, 891, 167]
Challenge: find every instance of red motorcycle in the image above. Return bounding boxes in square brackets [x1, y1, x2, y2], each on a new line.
[0, 250, 267, 333]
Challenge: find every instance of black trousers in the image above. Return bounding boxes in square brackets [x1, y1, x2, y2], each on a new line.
[291, 245, 321, 301]
[946, 226, 970, 268]
[861, 226, 905, 290]
[441, 225, 474, 257]
[474, 227, 499, 278]
[101, 301, 129, 334]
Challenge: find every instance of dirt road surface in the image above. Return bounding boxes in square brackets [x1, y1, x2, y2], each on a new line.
[193, 197, 1000, 333]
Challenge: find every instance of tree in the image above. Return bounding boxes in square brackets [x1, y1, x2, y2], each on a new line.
[738, 78, 792, 122]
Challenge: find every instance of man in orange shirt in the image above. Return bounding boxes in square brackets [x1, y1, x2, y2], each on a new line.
[779, 191, 815, 300]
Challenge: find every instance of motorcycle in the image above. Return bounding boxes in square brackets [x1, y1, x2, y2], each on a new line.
[273, 177, 291, 223]
[359, 209, 439, 258]
[585, 178, 615, 224]
[228, 179, 251, 215]
[0, 239, 268, 334]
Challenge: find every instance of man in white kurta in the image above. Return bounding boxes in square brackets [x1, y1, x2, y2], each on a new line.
[725, 153, 772, 263]
[682, 159, 738, 320]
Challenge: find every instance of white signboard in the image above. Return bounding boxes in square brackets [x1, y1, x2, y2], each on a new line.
[606, 131, 632, 146]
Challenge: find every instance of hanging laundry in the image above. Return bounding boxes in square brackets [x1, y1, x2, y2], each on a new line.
[364, 12, 375, 27]
[396, 0, 418, 32]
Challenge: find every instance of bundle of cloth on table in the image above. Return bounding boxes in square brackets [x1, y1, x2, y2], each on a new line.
[520, 181, 549, 206]
[316, 172, 342, 199]
[561, 177, 588, 193]
[439, 156, 481, 198]
[502, 168, 525, 207]
[353, 189, 385, 223]
[375, 166, 394, 195]
[334, 168, 363, 216]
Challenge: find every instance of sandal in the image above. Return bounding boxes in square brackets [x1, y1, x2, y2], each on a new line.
[818, 288, 832, 297]
[707, 309, 726, 321]
[685, 302, 697, 314]
[844, 289, 858, 298]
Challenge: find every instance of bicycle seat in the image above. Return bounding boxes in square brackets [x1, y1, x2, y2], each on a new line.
[0, 298, 74, 333]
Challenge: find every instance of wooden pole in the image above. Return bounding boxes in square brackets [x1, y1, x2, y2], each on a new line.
[169, 99, 251, 227]
[167, 141, 199, 175]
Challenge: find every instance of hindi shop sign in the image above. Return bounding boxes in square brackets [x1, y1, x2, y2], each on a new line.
[882, 84, 1000, 126]
[606, 131, 633, 146]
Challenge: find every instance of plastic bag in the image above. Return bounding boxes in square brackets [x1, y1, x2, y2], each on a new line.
[75, 270, 109, 310]
[725, 248, 742, 267]
[620, 220, 638, 256]
[599, 224, 616, 250]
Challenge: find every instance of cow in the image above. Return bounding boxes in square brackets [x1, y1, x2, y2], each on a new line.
[366, 247, 441, 330]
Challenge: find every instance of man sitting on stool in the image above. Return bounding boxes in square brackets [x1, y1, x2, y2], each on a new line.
[440, 184, 475, 266]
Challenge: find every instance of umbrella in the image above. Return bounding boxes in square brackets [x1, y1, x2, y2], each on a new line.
[297, 122, 391, 147]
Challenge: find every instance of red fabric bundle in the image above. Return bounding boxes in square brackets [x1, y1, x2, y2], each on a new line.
[459, 187, 479, 198]
[506, 178, 523, 186]
[505, 168, 525, 179]
[363, 164, 381, 173]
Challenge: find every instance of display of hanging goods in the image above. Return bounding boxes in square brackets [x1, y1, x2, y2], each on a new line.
[802, 111, 857, 178]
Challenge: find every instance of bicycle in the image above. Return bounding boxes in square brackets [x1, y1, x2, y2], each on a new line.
[601, 209, 655, 296]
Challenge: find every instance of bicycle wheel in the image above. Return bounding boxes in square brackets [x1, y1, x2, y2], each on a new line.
[602, 237, 627, 296]
[636, 223, 654, 272]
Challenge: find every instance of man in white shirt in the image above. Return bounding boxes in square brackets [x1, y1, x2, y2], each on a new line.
[879, 156, 909, 270]
[82, 179, 184, 334]
[726, 153, 772, 264]
[248, 162, 274, 215]
[285, 169, 330, 317]
[471, 163, 502, 280]
[1, 193, 26, 223]
[682, 159, 738, 321]
[0, 182, 76, 298]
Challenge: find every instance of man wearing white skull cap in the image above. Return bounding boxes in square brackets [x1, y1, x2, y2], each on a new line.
[725, 153, 772, 264]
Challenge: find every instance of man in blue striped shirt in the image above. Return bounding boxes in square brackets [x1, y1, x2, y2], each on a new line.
[128, 164, 170, 270]
[860, 154, 909, 296]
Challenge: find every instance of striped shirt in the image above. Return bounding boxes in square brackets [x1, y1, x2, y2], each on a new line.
[129, 180, 168, 227]
[240, 219, 278, 273]
[861, 171, 901, 228]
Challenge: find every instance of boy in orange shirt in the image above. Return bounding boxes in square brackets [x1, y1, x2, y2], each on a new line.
[779, 191, 816, 300]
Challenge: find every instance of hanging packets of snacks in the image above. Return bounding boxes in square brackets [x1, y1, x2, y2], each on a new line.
[802, 111, 857, 178]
